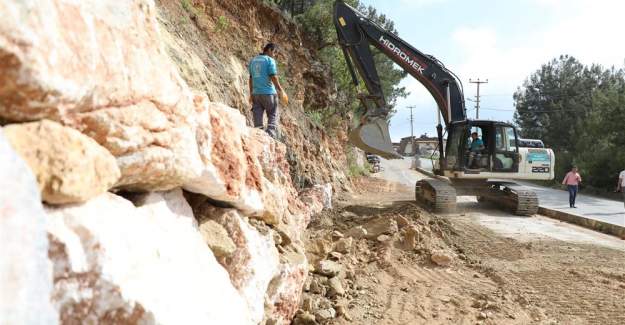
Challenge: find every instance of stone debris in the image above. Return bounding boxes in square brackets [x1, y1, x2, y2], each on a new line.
[345, 225, 368, 239]
[314, 308, 337, 321]
[431, 251, 453, 267]
[316, 260, 343, 277]
[376, 234, 392, 242]
[328, 277, 345, 297]
[362, 218, 399, 239]
[334, 237, 353, 254]
[198, 219, 237, 258]
[292, 311, 317, 325]
[331, 230, 344, 240]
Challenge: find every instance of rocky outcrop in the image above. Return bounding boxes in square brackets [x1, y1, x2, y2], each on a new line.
[0, 0, 338, 324]
[0, 131, 57, 325]
[197, 206, 280, 324]
[46, 189, 253, 324]
[3, 120, 120, 204]
[0, 0, 205, 191]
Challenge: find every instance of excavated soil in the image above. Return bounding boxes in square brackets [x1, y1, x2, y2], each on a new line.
[295, 177, 625, 325]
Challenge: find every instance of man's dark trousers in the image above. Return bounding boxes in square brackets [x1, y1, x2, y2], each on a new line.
[252, 94, 278, 138]
[567, 185, 578, 207]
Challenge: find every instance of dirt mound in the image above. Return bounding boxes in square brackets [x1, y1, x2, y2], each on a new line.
[295, 190, 543, 324]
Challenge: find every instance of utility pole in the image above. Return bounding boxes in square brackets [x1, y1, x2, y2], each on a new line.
[407, 105, 416, 155]
[469, 78, 488, 119]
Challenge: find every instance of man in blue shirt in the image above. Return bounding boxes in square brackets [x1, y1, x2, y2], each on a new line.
[467, 132, 485, 168]
[248, 43, 287, 138]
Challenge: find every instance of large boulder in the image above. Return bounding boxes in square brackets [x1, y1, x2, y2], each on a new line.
[46, 189, 253, 324]
[197, 205, 280, 324]
[266, 250, 309, 325]
[3, 120, 120, 204]
[0, 0, 204, 191]
[0, 130, 58, 325]
[184, 100, 264, 215]
[0, 0, 191, 122]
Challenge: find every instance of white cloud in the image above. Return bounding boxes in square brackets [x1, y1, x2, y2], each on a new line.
[449, 0, 625, 112]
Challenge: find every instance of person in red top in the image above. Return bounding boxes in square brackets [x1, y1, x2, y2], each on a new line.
[562, 166, 582, 208]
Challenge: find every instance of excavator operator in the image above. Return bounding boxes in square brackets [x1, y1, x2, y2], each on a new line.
[467, 132, 485, 168]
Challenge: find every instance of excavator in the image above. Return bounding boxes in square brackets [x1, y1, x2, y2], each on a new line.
[333, 1, 555, 215]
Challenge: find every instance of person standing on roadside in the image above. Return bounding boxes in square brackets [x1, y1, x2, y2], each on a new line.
[617, 169, 625, 209]
[248, 43, 288, 139]
[562, 166, 582, 208]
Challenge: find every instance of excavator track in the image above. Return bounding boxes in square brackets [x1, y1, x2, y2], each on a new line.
[415, 179, 457, 213]
[479, 182, 539, 216]
[503, 184, 539, 216]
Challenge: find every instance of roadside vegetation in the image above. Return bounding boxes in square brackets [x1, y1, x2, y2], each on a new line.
[267, 0, 407, 126]
[514, 55, 625, 193]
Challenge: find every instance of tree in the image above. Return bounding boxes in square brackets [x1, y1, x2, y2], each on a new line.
[514, 55, 625, 190]
[295, 0, 407, 120]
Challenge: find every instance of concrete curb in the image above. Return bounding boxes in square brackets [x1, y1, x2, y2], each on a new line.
[538, 207, 625, 240]
[412, 167, 625, 239]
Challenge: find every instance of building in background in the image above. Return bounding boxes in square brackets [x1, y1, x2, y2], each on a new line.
[397, 134, 442, 156]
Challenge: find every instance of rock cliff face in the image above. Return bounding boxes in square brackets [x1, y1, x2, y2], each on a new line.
[0, 0, 340, 324]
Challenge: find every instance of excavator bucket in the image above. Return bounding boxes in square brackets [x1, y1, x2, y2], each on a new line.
[349, 117, 402, 159]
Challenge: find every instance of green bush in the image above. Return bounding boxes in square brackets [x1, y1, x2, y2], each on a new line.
[215, 15, 230, 32]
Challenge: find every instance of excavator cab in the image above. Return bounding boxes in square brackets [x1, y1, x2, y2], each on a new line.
[444, 120, 520, 173]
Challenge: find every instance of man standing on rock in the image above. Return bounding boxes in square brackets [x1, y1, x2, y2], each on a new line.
[248, 43, 288, 139]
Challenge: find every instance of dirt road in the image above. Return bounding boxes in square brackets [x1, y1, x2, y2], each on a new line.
[295, 160, 625, 325]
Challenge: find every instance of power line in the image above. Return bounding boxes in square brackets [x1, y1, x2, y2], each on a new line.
[469, 78, 488, 119]
[479, 107, 589, 113]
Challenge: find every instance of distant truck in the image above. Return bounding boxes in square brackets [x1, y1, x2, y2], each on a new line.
[518, 139, 545, 148]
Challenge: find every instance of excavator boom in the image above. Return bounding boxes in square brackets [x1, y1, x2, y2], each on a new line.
[333, 1, 466, 160]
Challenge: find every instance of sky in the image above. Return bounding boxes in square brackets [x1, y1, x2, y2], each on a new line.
[358, 0, 625, 141]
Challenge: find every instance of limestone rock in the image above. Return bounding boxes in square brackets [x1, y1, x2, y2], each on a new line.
[327, 277, 345, 297]
[402, 226, 419, 250]
[266, 250, 309, 325]
[431, 251, 453, 267]
[345, 225, 368, 239]
[0, 130, 57, 325]
[3, 120, 120, 204]
[334, 237, 353, 254]
[0, 0, 206, 191]
[300, 183, 333, 212]
[315, 260, 342, 277]
[293, 311, 317, 325]
[362, 218, 399, 239]
[315, 308, 336, 321]
[185, 101, 263, 215]
[377, 234, 392, 242]
[46, 190, 252, 324]
[199, 220, 237, 258]
[198, 205, 280, 324]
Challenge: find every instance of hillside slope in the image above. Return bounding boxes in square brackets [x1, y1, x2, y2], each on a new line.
[156, 0, 352, 189]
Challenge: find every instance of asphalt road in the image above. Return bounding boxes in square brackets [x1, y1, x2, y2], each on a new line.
[375, 156, 625, 247]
